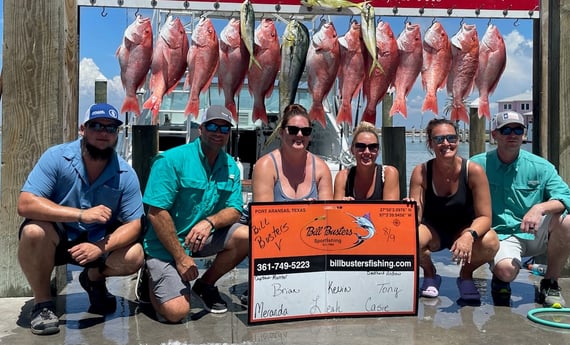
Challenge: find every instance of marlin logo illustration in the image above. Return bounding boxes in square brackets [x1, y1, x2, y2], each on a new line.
[346, 212, 376, 247]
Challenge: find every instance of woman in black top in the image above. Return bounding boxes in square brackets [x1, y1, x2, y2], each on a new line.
[409, 118, 498, 302]
[334, 121, 400, 201]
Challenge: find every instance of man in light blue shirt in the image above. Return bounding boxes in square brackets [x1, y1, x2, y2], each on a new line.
[471, 111, 570, 308]
[18, 103, 144, 335]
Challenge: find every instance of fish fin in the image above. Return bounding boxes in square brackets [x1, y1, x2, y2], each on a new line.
[252, 103, 268, 124]
[389, 96, 408, 118]
[336, 103, 353, 125]
[478, 97, 490, 120]
[225, 101, 238, 121]
[184, 98, 200, 118]
[309, 103, 327, 128]
[143, 95, 162, 122]
[450, 104, 470, 123]
[360, 109, 376, 124]
[421, 93, 439, 115]
[120, 96, 141, 116]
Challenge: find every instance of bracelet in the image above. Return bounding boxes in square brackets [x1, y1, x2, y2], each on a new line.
[204, 217, 215, 231]
[78, 210, 83, 222]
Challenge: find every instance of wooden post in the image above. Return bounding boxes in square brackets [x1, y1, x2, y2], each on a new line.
[132, 126, 159, 195]
[94, 78, 107, 103]
[0, 0, 78, 296]
[468, 107, 486, 157]
[381, 94, 406, 198]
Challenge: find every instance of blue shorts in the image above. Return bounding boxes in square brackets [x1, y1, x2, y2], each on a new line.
[145, 223, 242, 304]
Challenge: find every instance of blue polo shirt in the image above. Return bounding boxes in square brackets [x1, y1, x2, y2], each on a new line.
[143, 138, 243, 261]
[21, 139, 144, 242]
[471, 149, 570, 240]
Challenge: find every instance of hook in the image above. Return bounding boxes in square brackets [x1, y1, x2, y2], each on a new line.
[134, 8, 140, 17]
[514, 18, 520, 27]
[432, 17, 437, 25]
[459, 17, 464, 27]
[403, 16, 409, 25]
[487, 17, 492, 26]
[320, 14, 326, 24]
[101, 6, 107, 17]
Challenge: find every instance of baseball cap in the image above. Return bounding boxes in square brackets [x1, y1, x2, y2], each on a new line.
[202, 105, 234, 127]
[492, 111, 525, 130]
[83, 103, 123, 126]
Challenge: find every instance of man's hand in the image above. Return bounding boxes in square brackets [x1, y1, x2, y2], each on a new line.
[68, 242, 104, 266]
[184, 219, 213, 253]
[80, 205, 112, 224]
[176, 256, 199, 282]
[521, 204, 545, 234]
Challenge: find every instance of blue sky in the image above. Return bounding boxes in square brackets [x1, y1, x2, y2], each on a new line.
[1, 6, 535, 129]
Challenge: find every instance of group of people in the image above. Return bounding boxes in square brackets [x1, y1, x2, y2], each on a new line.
[17, 102, 570, 335]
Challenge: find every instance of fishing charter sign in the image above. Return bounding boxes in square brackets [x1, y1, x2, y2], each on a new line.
[248, 201, 418, 324]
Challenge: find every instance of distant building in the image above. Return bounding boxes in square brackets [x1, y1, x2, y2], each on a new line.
[496, 91, 533, 125]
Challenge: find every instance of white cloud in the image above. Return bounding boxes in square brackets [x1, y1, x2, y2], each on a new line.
[79, 57, 126, 123]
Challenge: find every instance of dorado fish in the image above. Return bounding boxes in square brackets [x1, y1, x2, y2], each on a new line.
[279, 19, 310, 116]
[421, 21, 452, 116]
[116, 15, 153, 116]
[301, 0, 367, 10]
[143, 16, 189, 124]
[447, 23, 479, 123]
[306, 21, 340, 127]
[360, 3, 382, 75]
[247, 18, 281, 124]
[336, 20, 365, 125]
[475, 24, 506, 119]
[184, 17, 219, 118]
[218, 18, 249, 120]
[361, 20, 399, 124]
[390, 22, 423, 118]
[240, 0, 261, 69]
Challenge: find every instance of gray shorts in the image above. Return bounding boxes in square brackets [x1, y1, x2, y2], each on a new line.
[492, 215, 552, 268]
[145, 223, 242, 304]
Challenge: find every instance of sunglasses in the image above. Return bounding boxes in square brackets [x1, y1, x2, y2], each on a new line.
[204, 122, 231, 134]
[498, 126, 524, 136]
[86, 122, 119, 134]
[285, 125, 313, 136]
[354, 142, 380, 152]
[432, 134, 459, 144]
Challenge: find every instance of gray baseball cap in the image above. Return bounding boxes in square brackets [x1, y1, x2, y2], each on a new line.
[202, 105, 234, 126]
[493, 111, 525, 130]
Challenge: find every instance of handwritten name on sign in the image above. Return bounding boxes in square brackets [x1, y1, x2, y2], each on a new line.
[248, 201, 418, 324]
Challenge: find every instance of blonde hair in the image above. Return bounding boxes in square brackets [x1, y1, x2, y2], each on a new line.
[352, 121, 379, 146]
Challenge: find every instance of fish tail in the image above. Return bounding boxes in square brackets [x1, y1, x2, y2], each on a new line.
[450, 104, 470, 123]
[184, 98, 200, 118]
[252, 104, 268, 124]
[360, 108, 376, 124]
[309, 103, 327, 128]
[225, 101, 239, 121]
[389, 96, 408, 118]
[336, 103, 353, 125]
[478, 97, 490, 119]
[421, 93, 439, 115]
[143, 94, 162, 119]
[121, 96, 141, 116]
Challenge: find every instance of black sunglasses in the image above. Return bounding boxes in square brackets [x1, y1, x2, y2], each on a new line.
[498, 126, 524, 136]
[432, 134, 459, 144]
[204, 122, 231, 134]
[86, 122, 119, 134]
[354, 142, 380, 152]
[285, 125, 313, 136]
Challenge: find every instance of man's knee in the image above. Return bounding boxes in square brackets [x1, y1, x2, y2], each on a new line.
[155, 296, 190, 323]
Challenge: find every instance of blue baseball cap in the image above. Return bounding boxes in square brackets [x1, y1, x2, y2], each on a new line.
[83, 103, 123, 126]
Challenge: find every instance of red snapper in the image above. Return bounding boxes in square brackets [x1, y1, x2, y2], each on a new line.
[475, 24, 506, 119]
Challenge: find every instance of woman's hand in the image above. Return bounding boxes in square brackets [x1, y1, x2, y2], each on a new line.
[450, 232, 474, 266]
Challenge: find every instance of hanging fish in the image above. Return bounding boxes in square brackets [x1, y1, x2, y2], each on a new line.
[184, 17, 220, 118]
[143, 16, 189, 124]
[446, 23, 479, 123]
[390, 22, 423, 118]
[476, 24, 506, 120]
[421, 21, 452, 116]
[116, 15, 153, 116]
[218, 18, 249, 121]
[301, 0, 367, 10]
[306, 21, 341, 127]
[240, 0, 261, 69]
[247, 18, 281, 124]
[336, 20, 365, 125]
[360, 3, 382, 75]
[361, 20, 399, 124]
[279, 19, 310, 116]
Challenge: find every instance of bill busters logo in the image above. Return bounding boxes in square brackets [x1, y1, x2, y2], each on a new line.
[300, 211, 377, 251]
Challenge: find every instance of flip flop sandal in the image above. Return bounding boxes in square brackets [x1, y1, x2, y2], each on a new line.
[457, 278, 481, 301]
[420, 274, 442, 298]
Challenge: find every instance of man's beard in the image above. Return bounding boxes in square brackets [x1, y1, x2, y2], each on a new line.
[83, 140, 116, 160]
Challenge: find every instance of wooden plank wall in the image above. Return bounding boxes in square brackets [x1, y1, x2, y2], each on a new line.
[0, 1, 78, 296]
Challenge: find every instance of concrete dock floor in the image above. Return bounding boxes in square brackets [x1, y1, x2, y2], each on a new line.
[2, 257, 570, 345]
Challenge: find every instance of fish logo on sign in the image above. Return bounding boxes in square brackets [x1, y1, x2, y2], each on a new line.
[345, 212, 376, 247]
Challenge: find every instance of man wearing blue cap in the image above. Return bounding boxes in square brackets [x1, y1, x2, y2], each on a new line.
[472, 111, 570, 308]
[140, 105, 248, 323]
[17, 103, 145, 335]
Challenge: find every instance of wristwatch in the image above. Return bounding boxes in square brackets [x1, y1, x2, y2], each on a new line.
[467, 229, 479, 240]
